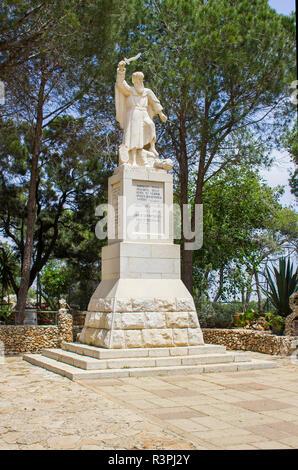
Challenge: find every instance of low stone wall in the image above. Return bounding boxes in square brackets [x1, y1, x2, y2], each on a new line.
[0, 308, 73, 355]
[70, 306, 86, 342]
[203, 328, 297, 356]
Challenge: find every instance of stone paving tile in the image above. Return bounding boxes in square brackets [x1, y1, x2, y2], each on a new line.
[277, 436, 298, 447]
[223, 444, 259, 450]
[82, 379, 125, 386]
[125, 399, 159, 410]
[234, 398, 293, 412]
[259, 409, 298, 422]
[252, 440, 294, 449]
[213, 413, 277, 427]
[145, 397, 179, 408]
[260, 421, 298, 435]
[191, 416, 237, 430]
[223, 382, 272, 391]
[145, 406, 208, 420]
[243, 423, 293, 441]
[192, 428, 258, 447]
[151, 388, 199, 398]
[167, 419, 209, 432]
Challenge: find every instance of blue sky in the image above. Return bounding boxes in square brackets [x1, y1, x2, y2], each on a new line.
[269, 0, 295, 15]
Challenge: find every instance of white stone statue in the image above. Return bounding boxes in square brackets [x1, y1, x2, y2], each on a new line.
[115, 55, 172, 171]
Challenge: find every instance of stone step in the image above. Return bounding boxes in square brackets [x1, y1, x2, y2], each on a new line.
[61, 342, 227, 359]
[41, 348, 251, 370]
[23, 353, 277, 381]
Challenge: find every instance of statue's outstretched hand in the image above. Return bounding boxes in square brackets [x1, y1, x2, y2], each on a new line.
[118, 60, 126, 70]
[159, 112, 167, 123]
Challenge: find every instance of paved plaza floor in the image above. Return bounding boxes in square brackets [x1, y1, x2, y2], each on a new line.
[0, 352, 297, 450]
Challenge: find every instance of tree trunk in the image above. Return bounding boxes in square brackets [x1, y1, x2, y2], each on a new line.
[213, 265, 224, 303]
[178, 108, 195, 294]
[241, 288, 245, 312]
[15, 71, 46, 324]
[254, 269, 263, 314]
[182, 248, 194, 294]
[244, 272, 253, 311]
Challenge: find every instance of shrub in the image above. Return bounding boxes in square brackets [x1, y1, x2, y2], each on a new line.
[198, 299, 233, 328]
[265, 313, 285, 335]
[0, 306, 15, 324]
[263, 257, 297, 317]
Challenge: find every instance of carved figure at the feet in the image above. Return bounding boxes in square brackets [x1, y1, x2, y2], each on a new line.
[115, 56, 172, 171]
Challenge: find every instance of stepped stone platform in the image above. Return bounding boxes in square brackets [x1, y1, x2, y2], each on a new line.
[23, 341, 277, 381]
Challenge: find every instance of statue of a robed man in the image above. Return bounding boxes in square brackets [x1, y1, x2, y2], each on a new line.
[115, 57, 172, 170]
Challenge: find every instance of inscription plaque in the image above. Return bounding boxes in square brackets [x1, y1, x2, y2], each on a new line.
[132, 180, 164, 237]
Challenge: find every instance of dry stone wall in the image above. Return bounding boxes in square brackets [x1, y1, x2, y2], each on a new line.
[285, 292, 298, 336]
[0, 309, 73, 355]
[203, 328, 297, 356]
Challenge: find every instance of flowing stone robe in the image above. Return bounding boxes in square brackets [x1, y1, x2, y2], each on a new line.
[115, 68, 163, 154]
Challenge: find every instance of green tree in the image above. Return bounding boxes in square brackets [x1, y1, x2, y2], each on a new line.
[282, 122, 298, 197]
[1, 0, 123, 322]
[0, 243, 19, 302]
[191, 166, 298, 307]
[0, 115, 114, 312]
[40, 260, 73, 309]
[120, 0, 296, 293]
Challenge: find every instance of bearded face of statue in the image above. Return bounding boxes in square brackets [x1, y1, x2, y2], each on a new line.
[132, 75, 145, 95]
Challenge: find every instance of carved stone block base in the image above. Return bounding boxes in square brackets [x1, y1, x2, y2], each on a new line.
[78, 279, 204, 349]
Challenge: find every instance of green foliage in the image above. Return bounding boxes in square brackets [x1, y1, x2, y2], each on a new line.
[236, 310, 285, 335]
[0, 304, 14, 324]
[198, 299, 233, 328]
[264, 257, 297, 316]
[197, 298, 215, 328]
[0, 116, 112, 299]
[0, 243, 19, 298]
[265, 313, 285, 335]
[282, 121, 298, 197]
[40, 260, 73, 309]
[213, 303, 237, 316]
[192, 165, 296, 301]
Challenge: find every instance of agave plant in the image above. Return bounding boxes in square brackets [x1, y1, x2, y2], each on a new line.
[263, 257, 297, 317]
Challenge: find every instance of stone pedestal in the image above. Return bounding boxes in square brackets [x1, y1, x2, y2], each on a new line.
[79, 165, 204, 349]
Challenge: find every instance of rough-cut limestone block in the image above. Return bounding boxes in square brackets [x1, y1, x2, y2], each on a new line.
[172, 328, 189, 346]
[85, 312, 102, 329]
[109, 330, 126, 348]
[84, 312, 92, 327]
[131, 299, 156, 312]
[165, 312, 189, 328]
[89, 298, 114, 312]
[114, 299, 133, 312]
[78, 328, 85, 343]
[125, 330, 143, 348]
[154, 299, 176, 311]
[189, 311, 200, 328]
[144, 312, 166, 329]
[176, 298, 195, 312]
[83, 327, 98, 345]
[103, 313, 122, 330]
[121, 313, 145, 330]
[94, 328, 107, 347]
[188, 327, 204, 345]
[142, 329, 174, 348]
